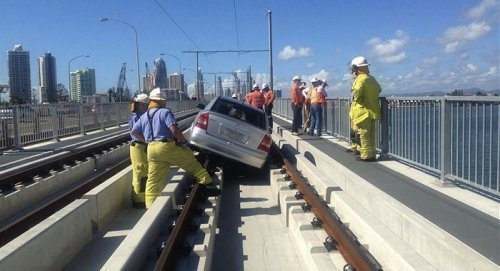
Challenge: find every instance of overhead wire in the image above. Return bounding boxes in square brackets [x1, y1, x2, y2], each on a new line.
[153, 0, 213, 70]
[233, 0, 240, 71]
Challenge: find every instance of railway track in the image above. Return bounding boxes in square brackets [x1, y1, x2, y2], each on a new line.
[273, 144, 382, 271]
[1, 114, 383, 270]
[0, 111, 198, 246]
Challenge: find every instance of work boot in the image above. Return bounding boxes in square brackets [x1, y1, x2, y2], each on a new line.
[355, 156, 377, 162]
[202, 183, 221, 197]
[210, 175, 221, 186]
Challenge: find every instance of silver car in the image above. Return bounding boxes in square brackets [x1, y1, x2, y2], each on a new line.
[188, 95, 272, 169]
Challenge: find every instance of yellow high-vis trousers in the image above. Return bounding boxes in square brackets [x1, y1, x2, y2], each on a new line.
[130, 144, 148, 203]
[145, 141, 212, 208]
[353, 118, 376, 159]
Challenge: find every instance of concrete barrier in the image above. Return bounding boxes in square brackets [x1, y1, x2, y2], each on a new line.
[0, 199, 92, 271]
[82, 165, 132, 232]
[0, 157, 95, 221]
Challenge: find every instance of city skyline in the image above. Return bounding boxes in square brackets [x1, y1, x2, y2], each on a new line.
[0, 0, 498, 100]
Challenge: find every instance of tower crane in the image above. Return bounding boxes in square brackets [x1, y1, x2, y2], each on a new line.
[116, 63, 127, 102]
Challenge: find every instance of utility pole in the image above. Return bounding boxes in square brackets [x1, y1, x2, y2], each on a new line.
[268, 10, 274, 90]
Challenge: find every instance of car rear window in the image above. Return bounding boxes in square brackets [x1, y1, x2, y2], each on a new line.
[211, 99, 267, 130]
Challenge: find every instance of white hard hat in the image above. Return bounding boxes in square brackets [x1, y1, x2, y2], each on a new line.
[252, 83, 259, 89]
[310, 77, 319, 83]
[134, 93, 150, 103]
[262, 83, 269, 89]
[292, 75, 301, 81]
[231, 93, 237, 98]
[351, 56, 369, 67]
[149, 87, 166, 101]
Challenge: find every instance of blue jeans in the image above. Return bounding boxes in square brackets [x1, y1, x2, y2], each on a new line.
[291, 103, 303, 133]
[309, 103, 323, 135]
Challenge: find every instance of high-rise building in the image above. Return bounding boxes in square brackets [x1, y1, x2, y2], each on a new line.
[169, 73, 184, 91]
[153, 58, 168, 89]
[70, 68, 96, 102]
[38, 52, 57, 103]
[7, 44, 31, 104]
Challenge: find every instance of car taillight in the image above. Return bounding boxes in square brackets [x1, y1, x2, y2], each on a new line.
[195, 112, 209, 130]
[258, 134, 272, 152]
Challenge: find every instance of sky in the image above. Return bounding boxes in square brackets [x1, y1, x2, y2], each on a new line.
[0, 0, 499, 99]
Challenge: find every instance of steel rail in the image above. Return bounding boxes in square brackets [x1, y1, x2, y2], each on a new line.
[0, 111, 197, 190]
[0, 157, 130, 246]
[154, 183, 204, 270]
[272, 144, 382, 271]
[0, 111, 198, 246]
[154, 158, 211, 270]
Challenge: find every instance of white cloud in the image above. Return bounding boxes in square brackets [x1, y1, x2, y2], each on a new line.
[484, 66, 498, 76]
[378, 52, 407, 63]
[278, 46, 313, 60]
[440, 21, 492, 43]
[305, 70, 329, 83]
[423, 56, 439, 65]
[444, 41, 468, 53]
[366, 30, 409, 63]
[307, 63, 315, 68]
[466, 0, 498, 19]
[465, 64, 478, 72]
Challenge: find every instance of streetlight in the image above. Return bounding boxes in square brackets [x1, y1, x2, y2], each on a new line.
[160, 53, 181, 75]
[68, 54, 89, 102]
[161, 53, 183, 101]
[99, 18, 141, 94]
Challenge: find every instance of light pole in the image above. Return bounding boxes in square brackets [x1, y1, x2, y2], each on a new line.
[68, 54, 89, 102]
[160, 53, 181, 75]
[99, 18, 141, 94]
[161, 53, 183, 101]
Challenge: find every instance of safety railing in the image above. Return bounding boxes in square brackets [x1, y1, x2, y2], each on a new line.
[0, 100, 200, 151]
[273, 96, 500, 196]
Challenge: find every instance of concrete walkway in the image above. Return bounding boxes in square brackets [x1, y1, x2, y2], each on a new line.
[211, 168, 305, 271]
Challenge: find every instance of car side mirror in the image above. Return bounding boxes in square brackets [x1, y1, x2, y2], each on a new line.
[196, 103, 206, 110]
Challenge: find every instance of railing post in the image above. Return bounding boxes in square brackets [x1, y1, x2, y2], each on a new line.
[379, 97, 389, 157]
[79, 104, 85, 135]
[12, 106, 22, 150]
[100, 104, 105, 130]
[51, 105, 60, 142]
[323, 102, 328, 135]
[440, 97, 452, 183]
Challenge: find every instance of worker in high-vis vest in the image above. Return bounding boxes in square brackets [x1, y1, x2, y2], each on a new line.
[349, 56, 381, 162]
[129, 93, 150, 208]
[307, 78, 327, 136]
[131, 88, 220, 208]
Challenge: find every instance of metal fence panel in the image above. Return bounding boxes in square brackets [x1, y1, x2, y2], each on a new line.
[273, 96, 500, 195]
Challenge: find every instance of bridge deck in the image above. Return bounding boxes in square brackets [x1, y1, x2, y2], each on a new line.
[273, 117, 499, 264]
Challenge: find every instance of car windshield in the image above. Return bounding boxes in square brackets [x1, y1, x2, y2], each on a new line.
[211, 98, 267, 130]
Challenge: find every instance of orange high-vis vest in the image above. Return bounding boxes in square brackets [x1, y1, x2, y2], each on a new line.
[309, 87, 326, 104]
